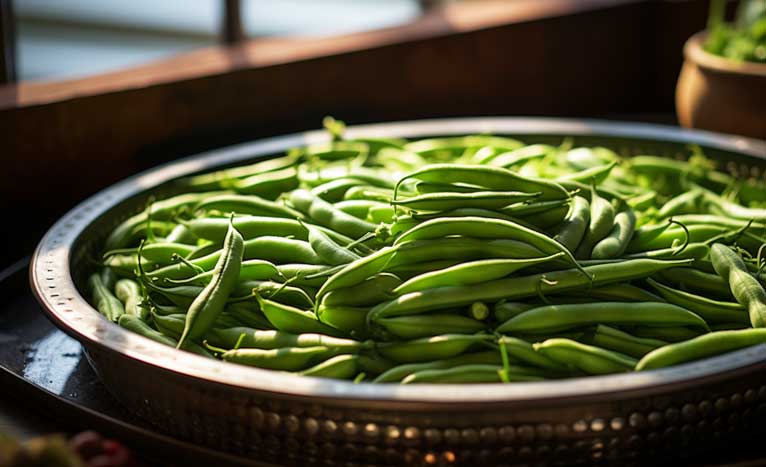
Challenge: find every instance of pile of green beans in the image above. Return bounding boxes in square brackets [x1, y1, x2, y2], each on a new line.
[88, 119, 766, 383]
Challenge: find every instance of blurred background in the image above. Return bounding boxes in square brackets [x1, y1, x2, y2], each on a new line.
[1, 0, 715, 267]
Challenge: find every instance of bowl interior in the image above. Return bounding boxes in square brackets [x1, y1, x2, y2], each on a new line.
[34, 117, 766, 404]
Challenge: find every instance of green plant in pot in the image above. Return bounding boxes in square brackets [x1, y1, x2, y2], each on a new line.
[676, 0, 766, 139]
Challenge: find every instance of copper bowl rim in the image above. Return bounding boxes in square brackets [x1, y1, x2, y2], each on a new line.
[30, 117, 766, 405]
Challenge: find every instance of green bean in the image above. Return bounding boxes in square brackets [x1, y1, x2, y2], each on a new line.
[104, 243, 197, 266]
[289, 189, 377, 239]
[393, 254, 564, 296]
[388, 238, 548, 268]
[373, 350, 504, 383]
[704, 190, 766, 222]
[316, 304, 369, 338]
[646, 278, 748, 324]
[114, 279, 146, 320]
[276, 263, 335, 287]
[533, 338, 637, 374]
[321, 273, 400, 307]
[195, 194, 303, 218]
[591, 207, 636, 259]
[257, 295, 344, 337]
[181, 154, 298, 190]
[376, 334, 493, 363]
[581, 283, 664, 303]
[309, 178, 366, 202]
[177, 220, 244, 349]
[315, 247, 397, 300]
[711, 243, 766, 328]
[297, 141, 370, 161]
[356, 207, 386, 225]
[393, 217, 577, 267]
[148, 236, 325, 281]
[118, 314, 176, 347]
[588, 325, 667, 358]
[413, 181, 485, 194]
[302, 221, 360, 266]
[402, 364, 544, 384]
[208, 327, 365, 350]
[630, 325, 704, 343]
[627, 224, 729, 253]
[486, 144, 553, 168]
[636, 328, 766, 371]
[225, 302, 274, 329]
[564, 147, 618, 169]
[100, 267, 117, 291]
[240, 281, 314, 309]
[299, 165, 395, 189]
[88, 273, 124, 322]
[469, 302, 490, 321]
[233, 167, 299, 199]
[404, 136, 523, 159]
[376, 314, 486, 339]
[624, 242, 710, 260]
[386, 260, 465, 280]
[105, 193, 215, 250]
[575, 187, 615, 259]
[709, 322, 750, 331]
[368, 259, 693, 320]
[165, 259, 281, 287]
[220, 346, 349, 371]
[493, 302, 536, 323]
[655, 189, 703, 219]
[496, 336, 569, 371]
[553, 196, 590, 252]
[186, 216, 307, 242]
[343, 185, 395, 203]
[299, 354, 359, 379]
[334, 199, 386, 219]
[391, 191, 541, 211]
[164, 224, 197, 245]
[395, 164, 568, 201]
[497, 302, 707, 334]
[654, 267, 734, 300]
[556, 161, 617, 184]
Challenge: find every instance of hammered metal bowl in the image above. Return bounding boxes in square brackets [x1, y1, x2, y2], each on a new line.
[31, 118, 766, 466]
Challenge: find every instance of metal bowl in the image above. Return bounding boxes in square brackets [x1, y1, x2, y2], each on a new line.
[31, 118, 766, 466]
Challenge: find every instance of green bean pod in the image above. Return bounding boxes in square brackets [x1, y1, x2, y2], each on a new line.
[591, 207, 636, 259]
[118, 314, 176, 347]
[375, 334, 493, 363]
[646, 278, 749, 324]
[393, 254, 564, 295]
[493, 302, 536, 323]
[195, 194, 303, 218]
[233, 167, 299, 199]
[636, 328, 766, 371]
[533, 338, 637, 375]
[496, 302, 708, 334]
[402, 364, 544, 384]
[497, 336, 570, 371]
[299, 355, 359, 379]
[391, 191, 541, 211]
[373, 350, 505, 383]
[588, 325, 667, 358]
[289, 189, 378, 239]
[257, 295, 345, 337]
[220, 346, 349, 371]
[208, 327, 365, 350]
[376, 314, 486, 339]
[575, 187, 615, 259]
[88, 273, 124, 322]
[368, 258, 693, 320]
[114, 278, 146, 320]
[321, 273, 401, 307]
[711, 243, 766, 328]
[553, 196, 590, 252]
[303, 221, 360, 266]
[177, 221, 244, 349]
[167, 260, 281, 286]
[395, 164, 568, 201]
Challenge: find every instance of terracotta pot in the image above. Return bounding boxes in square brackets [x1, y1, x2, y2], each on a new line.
[676, 31, 766, 140]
